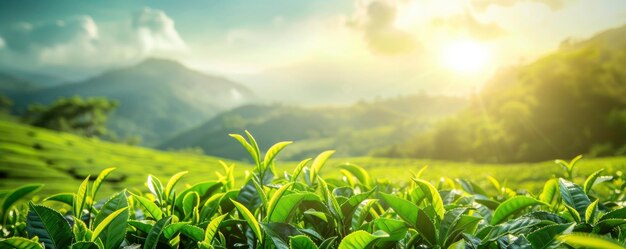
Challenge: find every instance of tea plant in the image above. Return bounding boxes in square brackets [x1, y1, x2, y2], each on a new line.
[1, 131, 625, 248]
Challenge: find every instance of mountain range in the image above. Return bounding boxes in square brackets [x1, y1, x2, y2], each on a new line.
[3, 58, 255, 145]
[160, 94, 467, 161]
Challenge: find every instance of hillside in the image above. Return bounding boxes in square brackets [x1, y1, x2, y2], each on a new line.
[386, 25, 626, 162]
[162, 94, 467, 161]
[9, 58, 256, 145]
[0, 119, 251, 195]
[2, 119, 626, 196]
[0, 73, 37, 93]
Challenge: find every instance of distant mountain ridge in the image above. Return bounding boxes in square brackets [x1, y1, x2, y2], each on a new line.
[161, 94, 467, 161]
[9, 58, 256, 145]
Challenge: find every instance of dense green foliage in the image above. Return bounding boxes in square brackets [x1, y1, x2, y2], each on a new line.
[162, 94, 465, 161]
[1, 133, 626, 248]
[25, 96, 118, 138]
[383, 25, 626, 163]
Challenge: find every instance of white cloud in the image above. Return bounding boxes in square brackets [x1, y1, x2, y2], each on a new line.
[432, 10, 507, 40]
[0, 8, 187, 74]
[2, 16, 98, 53]
[349, 0, 419, 55]
[132, 8, 187, 52]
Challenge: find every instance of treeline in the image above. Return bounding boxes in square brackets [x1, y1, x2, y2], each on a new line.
[380, 33, 626, 162]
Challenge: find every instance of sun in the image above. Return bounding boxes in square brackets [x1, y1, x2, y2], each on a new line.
[440, 40, 491, 74]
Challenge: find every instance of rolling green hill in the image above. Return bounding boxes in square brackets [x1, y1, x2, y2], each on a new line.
[2, 119, 626, 195]
[385, 25, 626, 163]
[0, 119, 250, 195]
[8, 58, 255, 145]
[161, 94, 467, 161]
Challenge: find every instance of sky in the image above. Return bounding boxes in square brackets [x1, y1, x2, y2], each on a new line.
[0, 0, 625, 103]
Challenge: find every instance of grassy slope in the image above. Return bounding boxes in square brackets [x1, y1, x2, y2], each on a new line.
[2, 119, 626, 196]
[0, 120, 251, 195]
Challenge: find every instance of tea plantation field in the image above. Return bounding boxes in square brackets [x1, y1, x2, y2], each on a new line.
[0, 120, 248, 195]
[2, 119, 626, 195]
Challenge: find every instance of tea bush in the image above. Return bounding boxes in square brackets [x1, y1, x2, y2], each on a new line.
[1, 132, 625, 248]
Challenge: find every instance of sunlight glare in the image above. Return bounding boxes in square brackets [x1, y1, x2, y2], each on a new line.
[441, 40, 491, 74]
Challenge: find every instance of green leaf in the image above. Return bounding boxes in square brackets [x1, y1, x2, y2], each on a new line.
[244, 130, 262, 166]
[43, 193, 74, 206]
[564, 203, 581, 223]
[491, 196, 546, 225]
[229, 132, 260, 167]
[443, 215, 482, 247]
[600, 207, 626, 221]
[1, 184, 43, 218]
[413, 179, 444, 220]
[594, 219, 626, 234]
[484, 217, 541, 241]
[338, 164, 371, 188]
[144, 216, 172, 249]
[183, 192, 200, 218]
[585, 199, 599, 224]
[558, 233, 626, 249]
[559, 178, 591, 222]
[175, 181, 222, 213]
[232, 199, 263, 241]
[180, 225, 204, 241]
[250, 178, 268, 210]
[128, 220, 154, 234]
[163, 223, 203, 241]
[263, 141, 293, 170]
[352, 199, 378, 229]
[165, 171, 188, 200]
[73, 218, 91, 242]
[309, 150, 335, 185]
[204, 214, 228, 244]
[91, 207, 129, 242]
[371, 218, 408, 242]
[70, 241, 100, 249]
[147, 175, 164, 204]
[291, 158, 312, 183]
[290, 235, 319, 249]
[132, 194, 163, 220]
[269, 193, 321, 223]
[92, 192, 129, 249]
[338, 230, 388, 249]
[26, 203, 73, 249]
[163, 222, 187, 239]
[527, 223, 574, 249]
[266, 182, 294, 221]
[0, 237, 44, 249]
[439, 208, 467, 242]
[416, 209, 437, 246]
[261, 222, 302, 249]
[539, 179, 559, 205]
[583, 169, 604, 194]
[92, 167, 116, 200]
[74, 176, 90, 217]
[318, 177, 342, 221]
[94, 191, 127, 227]
[340, 187, 375, 226]
[379, 192, 418, 226]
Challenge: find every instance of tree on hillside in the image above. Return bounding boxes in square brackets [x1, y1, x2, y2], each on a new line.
[25, 96, 118, 137]
[0, 94, 12, 113]
[383, 43, 626, 163]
